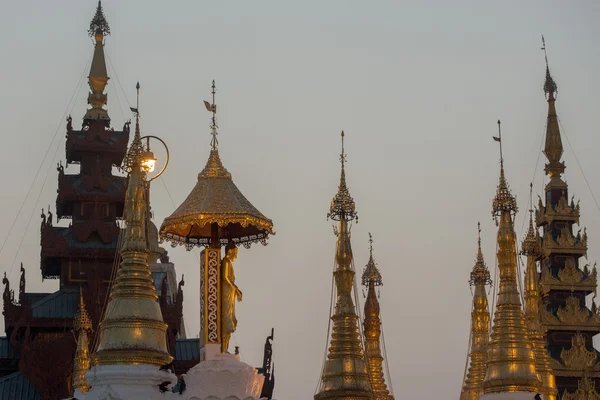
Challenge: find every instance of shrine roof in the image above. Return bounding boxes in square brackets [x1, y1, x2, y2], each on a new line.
[0, 371, 40, 400]
[47, 226, 120, 249]
[0, 337, 17, 360]
[23, 293, 51, 305]
[60, 174, 127, 194]
[175, 338, 200, 361]
[31, 288, 79, 319]
[69, 128, 127, 144]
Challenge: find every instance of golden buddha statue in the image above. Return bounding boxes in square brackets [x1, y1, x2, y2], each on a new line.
[221, 245, 243, 353]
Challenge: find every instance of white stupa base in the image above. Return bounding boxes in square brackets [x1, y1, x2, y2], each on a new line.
[75, 364, 177, 399]
[181, 343, 265, 400]
[480, 392, 540, 400]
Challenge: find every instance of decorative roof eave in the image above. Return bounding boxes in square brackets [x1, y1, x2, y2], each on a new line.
[548, 365, 600, 378]
[160, 152, 273, 247]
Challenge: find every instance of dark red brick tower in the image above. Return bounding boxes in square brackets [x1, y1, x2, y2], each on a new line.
[1, 3, 183, 399]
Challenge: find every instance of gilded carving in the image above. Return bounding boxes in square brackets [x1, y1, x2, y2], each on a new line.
[561, 333, 597, 369]
[561, 377, 600, 400]
[557, 297, 591, 325]
[559, 259, 584, 284]
[204, 248, 220, 344]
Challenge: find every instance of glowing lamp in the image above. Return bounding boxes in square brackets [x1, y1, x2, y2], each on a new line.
[141, 150, 157, 173]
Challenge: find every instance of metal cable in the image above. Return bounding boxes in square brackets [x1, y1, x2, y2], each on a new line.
[558, 117, 600, 214]
[379, 309, 394, 396]
[460, 321, 473, 397]
[1, 51, 92, 272]
[489, 240, 499, 334]
[315, 238, 337, 395]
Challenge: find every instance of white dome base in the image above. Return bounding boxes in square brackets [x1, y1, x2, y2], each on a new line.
[181, 344, 265, 400]
[75, 364, 177, 399]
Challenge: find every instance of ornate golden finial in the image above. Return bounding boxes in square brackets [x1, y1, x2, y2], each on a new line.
[93, 84, 172, 366]
[124, 83, 145, 171]
[327, 131, 358, 222]
[469, 223, 492, 287]
[461, 224, 492, 400]
[482, 139, 541, 395]
[562, 376, 600, 400]
[72, 288, 92, 394]
[360, 234, 393, 400]
[84, 1, 110, 121]
[203, 80, 218, 150]
[542, 35, 558, 98]
[522, 183, 540, 257]
[362, 233, 383, 287]
[492, 121, 518, 225]
[315, 136, 374, 400]
[88, 1, 110, 37]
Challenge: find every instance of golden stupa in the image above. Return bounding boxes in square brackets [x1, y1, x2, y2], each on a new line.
[482, 124, 541, 395]
[460, 223, 492, 400]
[314, 132, 374, 400]
[93, 98, 172, 367]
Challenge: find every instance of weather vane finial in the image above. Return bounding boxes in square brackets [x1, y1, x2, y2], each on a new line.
[529, 182, 534, 215]
[204, 80, 218, 150]
[541, 35, 558, 96]
[493, 120, 503, 168]
[340, 130, 346, 166]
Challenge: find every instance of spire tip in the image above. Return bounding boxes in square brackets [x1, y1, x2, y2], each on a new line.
[541, 35, 558, 96]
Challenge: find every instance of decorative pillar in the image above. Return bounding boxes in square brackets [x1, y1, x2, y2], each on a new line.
[200, 247, 222, 360]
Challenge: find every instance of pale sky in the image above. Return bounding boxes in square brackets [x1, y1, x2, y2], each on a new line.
[1, 1, 600, 399]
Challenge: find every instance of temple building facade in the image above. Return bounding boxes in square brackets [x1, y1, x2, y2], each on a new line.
[459, 49, 600, 400]
[536, 52, 600, 396]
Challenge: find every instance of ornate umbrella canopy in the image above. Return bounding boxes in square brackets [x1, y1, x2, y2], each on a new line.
[159, 148, 273, 249]
[159, 81, 273, 249]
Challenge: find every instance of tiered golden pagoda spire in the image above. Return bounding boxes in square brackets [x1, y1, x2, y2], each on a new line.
[72, 288, 92, 395]
[541, 35, 563, 181]
[482, 121, 541, 395]
[362, 234, 393, 400]
[93, 84, 172, 366]
[522, 185, 558, 400]
[536, 37, 598, 396]
[84, 1, 110, 122]
[460, 223, 492, 400]
[315, 132, 374, 400]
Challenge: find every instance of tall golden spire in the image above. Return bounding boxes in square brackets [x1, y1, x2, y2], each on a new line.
[361, 234, 393, 400]
[522, 184, 558, 400]
[541, 36, 564, 180]
[460, 223, 492, 400]
[483, 121, 541, 394]
[315, 132, 374, 400]
[93, 84, 172, 366]
[72, 288, 92, 395]
[84, 1, 110, 122]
